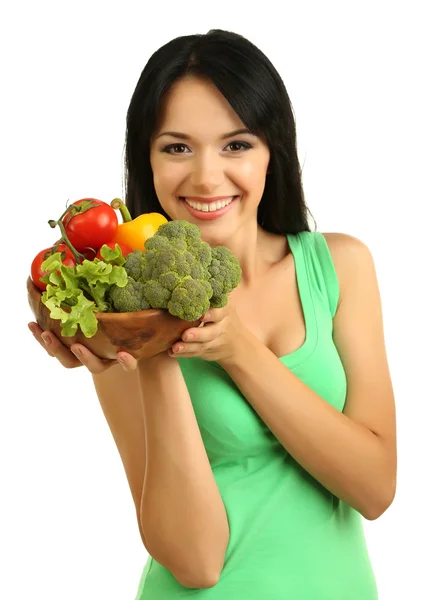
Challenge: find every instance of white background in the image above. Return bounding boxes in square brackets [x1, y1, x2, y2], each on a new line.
[1, 1, 425, 599]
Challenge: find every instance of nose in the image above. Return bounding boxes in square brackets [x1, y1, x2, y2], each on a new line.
[189, 151, 224, 192]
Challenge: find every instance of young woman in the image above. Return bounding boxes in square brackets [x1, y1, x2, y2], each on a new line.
[28, 29, 397, 599]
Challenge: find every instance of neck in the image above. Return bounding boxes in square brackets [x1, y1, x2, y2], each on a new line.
[206, 220, 283, 290]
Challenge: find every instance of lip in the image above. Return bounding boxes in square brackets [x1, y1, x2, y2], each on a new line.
[181, 196, 238, 221]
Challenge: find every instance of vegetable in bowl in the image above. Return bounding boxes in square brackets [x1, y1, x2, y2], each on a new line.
[39, 243, 129, 338]
[28, 218, 242, 359]
[108, 220, 242, 321]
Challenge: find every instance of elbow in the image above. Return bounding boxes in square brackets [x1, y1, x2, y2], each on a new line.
[150, 547, 224, 589]
[362, 503, 391, 521]
[170, 546, 226, 589]
[192, 568, 222, 589]
[169, 552, 223, 588]
[142, 510, 228, 589]
[174, 548, 225, 589]
[361, 478, 397, 521]
[175, 570, 220, 589]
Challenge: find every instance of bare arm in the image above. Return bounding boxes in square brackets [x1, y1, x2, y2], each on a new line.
[28, 323, 228, 588]
[138, 353, 229, 588]
[94, 352, 229, 588]
[219, 233, 397, 520]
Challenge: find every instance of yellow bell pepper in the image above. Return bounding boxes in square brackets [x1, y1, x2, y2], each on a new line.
[110, 199, 168, 251]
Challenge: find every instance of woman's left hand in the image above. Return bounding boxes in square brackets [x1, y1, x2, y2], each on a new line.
[168, 295, 246, 364]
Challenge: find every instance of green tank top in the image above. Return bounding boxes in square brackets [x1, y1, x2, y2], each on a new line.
[135, 231, 378, 599]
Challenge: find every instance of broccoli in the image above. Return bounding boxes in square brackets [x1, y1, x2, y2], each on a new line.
[116, 220, 242, 320]
[108, 278, 150, 312]
[143, 279, 172, 309]
[123, 250, 145, 281]
[208, 246, 242, 308]
[168, 278, 213, 321]
[155, 219, 203, 247]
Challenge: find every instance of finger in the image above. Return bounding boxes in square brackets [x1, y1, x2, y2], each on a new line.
[169, 338, 208, 356]
[28, 322, 116, 372]
[201, 311, 213, 323]
[181, 323, 217, 345]
[69, 343, 117, 374]
[201, 307, 227, 323]
[169, 341, 210, 358]
[28, 322, 81, 368]
[116, 351, 139, 372]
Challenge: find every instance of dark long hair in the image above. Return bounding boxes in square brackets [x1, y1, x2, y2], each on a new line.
[124, 29, 316, 235]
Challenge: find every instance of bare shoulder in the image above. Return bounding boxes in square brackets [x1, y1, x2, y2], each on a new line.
[321, 230, 370, 254]
[321, 231, 372, 258]
[322, 232, 374, 304]
[321, 232, 375, 311]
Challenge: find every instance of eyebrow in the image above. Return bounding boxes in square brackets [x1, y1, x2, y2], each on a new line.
[155, 128, 255, 140]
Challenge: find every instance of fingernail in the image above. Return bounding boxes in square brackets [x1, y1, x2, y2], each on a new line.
[117, 354, 127, 364]
[41, 333, 51, 345]
[71, 347, 81, 357]
[185, 333, 194, 341]
[28, 324, 37, 335]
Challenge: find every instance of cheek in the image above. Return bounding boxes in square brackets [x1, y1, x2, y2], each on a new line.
[153, 163, 186, 195]
[236, 160, 268, 192]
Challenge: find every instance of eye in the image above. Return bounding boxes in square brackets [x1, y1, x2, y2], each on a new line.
[225, 141, 252, 152]
[160, 140, 253, 154]
[161, 143, 190, 154]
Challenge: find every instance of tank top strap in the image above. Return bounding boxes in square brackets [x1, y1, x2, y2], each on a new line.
[287, 231, 340, 319]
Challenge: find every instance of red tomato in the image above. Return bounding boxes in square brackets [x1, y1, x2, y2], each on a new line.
[31, 244, 76, 291]
[81, 247, 97, 261]
[95, 241, 133, 259]
[62, 198, 118, 252]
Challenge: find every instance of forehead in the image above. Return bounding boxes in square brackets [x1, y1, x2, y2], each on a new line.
[156, 76, 245, 134]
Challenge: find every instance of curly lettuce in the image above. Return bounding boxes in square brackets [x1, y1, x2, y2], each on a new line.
[40, 244, 128, 338]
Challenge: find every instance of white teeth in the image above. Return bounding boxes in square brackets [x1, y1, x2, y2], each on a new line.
[183, 196, 235, 212]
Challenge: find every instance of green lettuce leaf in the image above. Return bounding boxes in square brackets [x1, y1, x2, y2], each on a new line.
[76, 259, 128, 312]
[98, 243, 127, 266]
[40, 250, 128, 338]
[43, 286, 99, 337]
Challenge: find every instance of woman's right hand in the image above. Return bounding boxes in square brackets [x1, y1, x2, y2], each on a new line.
[27, 321, 135, 374]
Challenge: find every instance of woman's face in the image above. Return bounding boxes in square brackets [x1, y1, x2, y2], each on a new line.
[150, 76, 270, 245]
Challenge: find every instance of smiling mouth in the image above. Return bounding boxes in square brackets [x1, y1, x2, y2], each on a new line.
[179, 196, 237, 212]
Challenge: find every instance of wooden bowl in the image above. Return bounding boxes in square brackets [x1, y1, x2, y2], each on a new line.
[27, 277, 201, 360]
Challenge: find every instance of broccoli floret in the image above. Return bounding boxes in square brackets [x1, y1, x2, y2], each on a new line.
[142, 226, 209, 285]
[155, 219, 203, 246]
[115, 220, 242, 320]
[143, 236, 191, 280]
[123, 250, 145, 281]
[108, 278, 150, 312]
[168, 278, 213, 321]
[208, 246, 242, 308]
[147, 220, 213, 278]
[143, 279, 172, 309]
